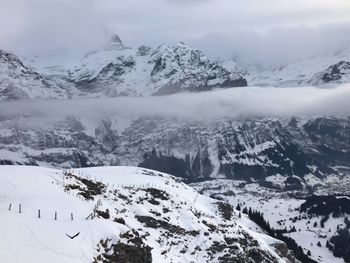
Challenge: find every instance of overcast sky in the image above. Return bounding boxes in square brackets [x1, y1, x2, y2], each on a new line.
[1, 0, 350, 64]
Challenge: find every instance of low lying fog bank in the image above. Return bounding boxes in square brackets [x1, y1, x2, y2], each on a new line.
[1, 85, 350, 121]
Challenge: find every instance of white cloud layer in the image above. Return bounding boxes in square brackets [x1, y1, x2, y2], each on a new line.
[0, 86, 349, 123]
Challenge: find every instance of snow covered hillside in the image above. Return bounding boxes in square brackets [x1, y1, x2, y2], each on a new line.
[0, 165, 294, 263]
[192, 180, 350, 263]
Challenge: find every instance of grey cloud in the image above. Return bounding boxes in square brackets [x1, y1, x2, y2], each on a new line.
[1, 0, 350, 63]
[191, 21, 350, 63]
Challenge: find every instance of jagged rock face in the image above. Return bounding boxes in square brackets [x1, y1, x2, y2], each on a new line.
[149, 43, 247, 95]
[310, 61, 350, 85]
[302, 117, 350, 166]
[0, 116, 349, 189]
[0, 49, 67, 100]
[28, 36, 247, 97]
[125, 117, 350, 188]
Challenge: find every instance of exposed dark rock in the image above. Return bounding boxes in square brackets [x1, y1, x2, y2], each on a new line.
[114, 217, 126, 225]
[94, 230, 152, 263]
[207, 232, 280, 263]
[272, 242, 299, 263]
[217, 202, 234, 220]
[96, 209, 110, 219]
[64, 172, 106, 200]
[312, 61, 350, 84]
[135, 215, 186, 235]
[142, 188, 170, 201]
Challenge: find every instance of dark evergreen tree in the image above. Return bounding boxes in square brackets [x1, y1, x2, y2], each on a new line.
[329, 228, 350, 262]
[290, 226, 297, 233]
[345, 217, 350, 229]
[320, 216, 329, 228]
[248, 207, 252, 217]
[236, 204, 241, 211]
[300, 195, 350, 218]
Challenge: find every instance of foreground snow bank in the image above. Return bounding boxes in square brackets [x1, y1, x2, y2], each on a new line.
[0, 166, 290, 263]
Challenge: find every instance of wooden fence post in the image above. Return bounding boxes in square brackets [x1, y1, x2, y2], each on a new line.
[8, 203, 12, 211]
[38, 209, 41, 219]
[71, 213, 73, 221]
[19, 204, 22, 213]
[55, 211, 57, 220]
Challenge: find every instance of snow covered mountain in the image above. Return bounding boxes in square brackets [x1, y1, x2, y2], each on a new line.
[0, 102, 348, 192]
[4, 33, 350, 99]
[0, 49, 67, 100]
[27, 35, 247, 97]
[310, 61, 350, 85]
[3, 34, 350, 100]
[0, 165, 296, 263]
[228, 47, 350, 87]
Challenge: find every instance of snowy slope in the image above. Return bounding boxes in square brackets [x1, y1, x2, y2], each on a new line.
[0, 165, 294, 263]
[0, 50, 67, 100]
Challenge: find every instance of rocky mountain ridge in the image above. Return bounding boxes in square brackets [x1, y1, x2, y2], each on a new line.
[2, 35, 350, 101]
[0, 35, 246, 99]
[0, 112, 348, 191]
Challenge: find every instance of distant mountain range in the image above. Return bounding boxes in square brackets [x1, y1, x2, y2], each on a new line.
[2, 35, 350, 101]
[0, 35, 248, 100]
[0, 111, 349, 192]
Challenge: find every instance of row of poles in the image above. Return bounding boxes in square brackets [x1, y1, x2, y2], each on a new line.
[8, 203, 75, 220]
